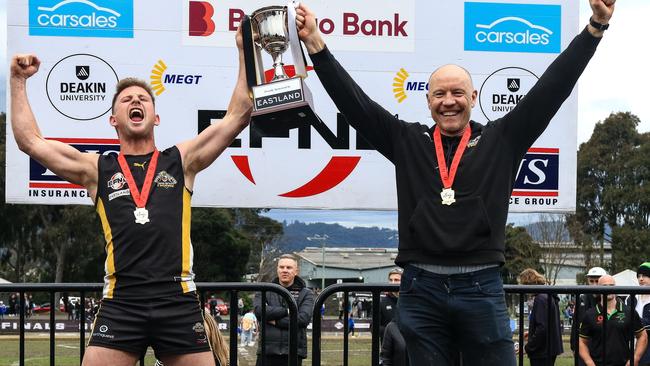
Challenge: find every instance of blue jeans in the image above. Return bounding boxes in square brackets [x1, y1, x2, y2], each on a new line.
[398, 265, 515, 366]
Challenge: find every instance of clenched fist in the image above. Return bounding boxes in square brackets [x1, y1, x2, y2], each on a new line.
[11, 54, 41, 80]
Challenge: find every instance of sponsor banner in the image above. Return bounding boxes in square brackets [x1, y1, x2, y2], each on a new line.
[27, 138, 120, 202]
[6, 0, 578, 212]
[0, 320, 230, 333]
[464, 2, 561, 54]
[182, 0, 415, 52]
[29, 0, 134, 38]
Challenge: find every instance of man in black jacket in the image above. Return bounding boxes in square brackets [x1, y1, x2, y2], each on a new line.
[379, 268, 403, 344]
[255, 254, 314, 366]
[295, 1, 616, 365]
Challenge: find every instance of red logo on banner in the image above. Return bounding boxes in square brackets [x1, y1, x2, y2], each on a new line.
[228, 66, 361, 198]
[189, 1, 215, 36]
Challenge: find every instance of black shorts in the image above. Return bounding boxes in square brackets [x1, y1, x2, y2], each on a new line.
[88, 292, 211, 357]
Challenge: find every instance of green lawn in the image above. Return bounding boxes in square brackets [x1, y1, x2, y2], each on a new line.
[0, 335, 584, 366]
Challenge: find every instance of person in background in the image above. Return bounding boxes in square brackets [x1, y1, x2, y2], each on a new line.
[255, 254, 314, 366]
[571, 266, 608, 365]
[240, 308, 258, 347]
[579, 275, 647, 366]
[379, 268, 403, 344]
[634, 262, 650, 366]
[518, 268, 563, 366]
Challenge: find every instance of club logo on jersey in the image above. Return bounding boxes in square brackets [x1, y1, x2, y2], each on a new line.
[107, 172, 130, 201]
[193, 322, 205, 333]
[107, 172, 126, 190]
[154, 171, 178, 189]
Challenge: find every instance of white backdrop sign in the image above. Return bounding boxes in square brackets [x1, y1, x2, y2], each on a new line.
[6, 0, 579, 212]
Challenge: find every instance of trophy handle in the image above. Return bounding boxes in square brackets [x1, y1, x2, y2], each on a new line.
[242, 15, 265, 87]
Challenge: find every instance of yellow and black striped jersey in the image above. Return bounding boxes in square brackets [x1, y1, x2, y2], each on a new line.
[95, 146, 195, 299]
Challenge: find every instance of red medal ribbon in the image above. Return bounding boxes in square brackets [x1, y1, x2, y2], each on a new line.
[433, 125, 472, 189]
[117, 150, 160, 208]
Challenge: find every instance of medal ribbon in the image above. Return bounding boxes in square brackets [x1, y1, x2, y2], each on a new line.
[433, 125, 471, 189]
[117, 150, 160, 208]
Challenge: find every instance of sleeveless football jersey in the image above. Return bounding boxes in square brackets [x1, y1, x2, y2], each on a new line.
[95, 146, 195, 299]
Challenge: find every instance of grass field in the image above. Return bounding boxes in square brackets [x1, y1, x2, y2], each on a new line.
[0, 334, 584, 366]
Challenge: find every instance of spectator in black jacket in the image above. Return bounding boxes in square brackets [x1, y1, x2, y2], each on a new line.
[519, 269, 563, 366]
[381, 310, 409, 366]
[379, 268, 403, 344]
[295, 1, 615, 365]
[255, 254, 314, 366]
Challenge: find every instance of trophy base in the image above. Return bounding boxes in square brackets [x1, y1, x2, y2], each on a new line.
[251, 77, 318, 127]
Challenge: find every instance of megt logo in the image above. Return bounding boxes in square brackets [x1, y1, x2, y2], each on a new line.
[150, 60, 203, 96]
[29, 138, 120, 192]
[29, 0, 134, 38]
[464, 2, 560, 54]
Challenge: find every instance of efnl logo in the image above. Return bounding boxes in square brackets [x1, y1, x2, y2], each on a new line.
[29, 0, 134, 38]
[464, 2, 560, 54]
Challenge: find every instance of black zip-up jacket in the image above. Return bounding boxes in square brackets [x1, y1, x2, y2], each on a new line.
[254, 276, 314, 358]
[381, 321, 410, 366]
[525, 293, 564, 359]
[309, 28, 600, 266]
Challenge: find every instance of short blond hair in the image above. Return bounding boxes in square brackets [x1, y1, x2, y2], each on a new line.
[518, 268, 546, 285]
[111, 77, 155, 113]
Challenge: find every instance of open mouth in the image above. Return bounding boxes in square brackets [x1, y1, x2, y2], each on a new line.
[441, 111, 460, 117]
[129, 108, 144, 122]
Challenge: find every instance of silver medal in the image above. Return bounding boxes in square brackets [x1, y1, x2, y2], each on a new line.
[441, 188, 456, 205]
[134, 207, 150, 224]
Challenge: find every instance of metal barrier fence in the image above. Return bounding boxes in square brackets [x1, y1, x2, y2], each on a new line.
[311, 283, 650, 366]
[0, 282, 299, 366]
[3, 282, 650, 366]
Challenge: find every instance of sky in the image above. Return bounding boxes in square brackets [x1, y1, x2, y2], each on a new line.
[1, 1, 648, 230]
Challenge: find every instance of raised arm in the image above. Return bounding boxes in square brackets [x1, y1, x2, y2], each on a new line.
[296, 3, 407, 162]
[10, 55, 99, 200]
[499, 0, 614, 156]
[177, 27, 253, 189]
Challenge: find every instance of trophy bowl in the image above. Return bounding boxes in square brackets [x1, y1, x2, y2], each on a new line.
[251, 6, 289, 81]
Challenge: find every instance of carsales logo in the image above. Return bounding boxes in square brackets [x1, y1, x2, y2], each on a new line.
[464, 2, 560, 54]
[29, 138, 120, 190]
[29, 0, 134, 38]
[182, 0, 414, 52]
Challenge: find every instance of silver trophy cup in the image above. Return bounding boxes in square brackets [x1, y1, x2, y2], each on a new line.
[251, 6, 289, 81]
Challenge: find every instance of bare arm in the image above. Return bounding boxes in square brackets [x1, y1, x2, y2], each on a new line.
[630, 328, 648, 366]
[177, 28, 252, 190]
[578, 337, 596, 366]
[10, 55, 99, 200]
